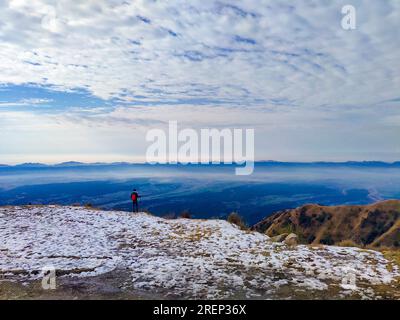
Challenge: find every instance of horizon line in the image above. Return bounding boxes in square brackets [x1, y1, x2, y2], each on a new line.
[1, 160, 400, 167]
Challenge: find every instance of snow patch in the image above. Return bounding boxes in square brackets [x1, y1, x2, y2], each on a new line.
[0, 206, 398, 299]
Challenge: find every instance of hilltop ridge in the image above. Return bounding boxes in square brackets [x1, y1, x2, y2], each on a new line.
[0, 205, 399, 299]
[252, 200, 400, 248]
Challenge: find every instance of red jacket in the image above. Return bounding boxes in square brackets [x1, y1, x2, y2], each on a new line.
[131, 192, 139, 202]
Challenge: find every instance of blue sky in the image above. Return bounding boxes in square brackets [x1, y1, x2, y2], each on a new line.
[0, 0, 399, 164]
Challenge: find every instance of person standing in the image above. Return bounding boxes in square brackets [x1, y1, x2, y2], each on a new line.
[130, 189, 140, 213]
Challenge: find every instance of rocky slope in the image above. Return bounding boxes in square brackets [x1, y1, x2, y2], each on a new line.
[252, 200, 400, 248]
[0, 205, 399, 299]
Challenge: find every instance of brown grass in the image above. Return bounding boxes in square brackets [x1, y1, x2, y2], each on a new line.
[336, 239, 362, 248]
[227, 212, 248, 230]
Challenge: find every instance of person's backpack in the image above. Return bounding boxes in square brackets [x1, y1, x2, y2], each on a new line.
[131, 192, 138, 201]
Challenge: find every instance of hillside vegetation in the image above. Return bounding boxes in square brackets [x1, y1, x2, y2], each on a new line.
[252, 200, 400, 248]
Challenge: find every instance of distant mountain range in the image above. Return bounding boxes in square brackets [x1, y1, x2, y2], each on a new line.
[0, 162, 127, 168]
[252, 200, 400, 249]
[1, 161, 399, 168]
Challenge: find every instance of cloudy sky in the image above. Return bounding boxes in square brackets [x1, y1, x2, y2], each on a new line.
[0, 0, 399, 164]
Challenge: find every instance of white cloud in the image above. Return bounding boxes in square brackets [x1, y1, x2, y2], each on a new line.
[1, 101, 399, 163]
[0, 0, 398, 106]
[0, 97, 53, 107]
[0, 0, 399, 163]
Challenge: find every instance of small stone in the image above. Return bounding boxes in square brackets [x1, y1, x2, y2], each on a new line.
[284, 233, 298, 246]
[269, 233, 289, 242]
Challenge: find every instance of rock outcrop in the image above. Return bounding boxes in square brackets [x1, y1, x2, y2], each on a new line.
[284, 233, 298, 246]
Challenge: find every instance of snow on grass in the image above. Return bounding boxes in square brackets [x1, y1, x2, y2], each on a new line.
[0, 206, 398, 299]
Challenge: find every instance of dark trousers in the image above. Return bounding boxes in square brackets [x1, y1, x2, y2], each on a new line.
[132, 201, 139, 213]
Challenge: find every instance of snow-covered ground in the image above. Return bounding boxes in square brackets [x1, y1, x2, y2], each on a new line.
[0, 206, 399, 299]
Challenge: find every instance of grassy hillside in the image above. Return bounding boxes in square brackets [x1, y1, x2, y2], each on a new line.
[252, 200, 400, 248]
